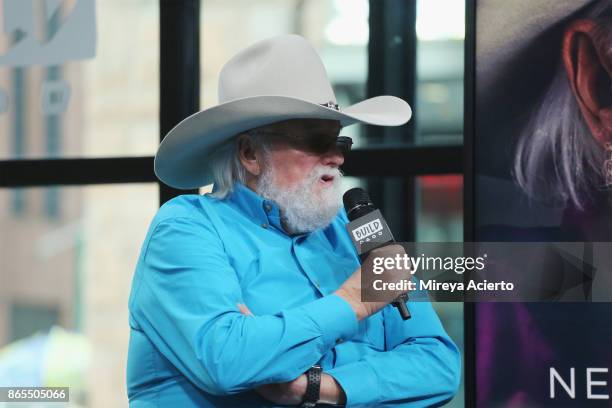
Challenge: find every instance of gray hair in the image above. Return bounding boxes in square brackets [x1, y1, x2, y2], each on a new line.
[208, 129, 269, 199]
[513, 2, 612, 210]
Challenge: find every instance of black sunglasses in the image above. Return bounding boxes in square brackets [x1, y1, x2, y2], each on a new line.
[254, 131, 353, 155]
[335, 136, 353, 155]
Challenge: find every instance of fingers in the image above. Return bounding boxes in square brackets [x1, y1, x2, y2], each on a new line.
[370, 243, 406, 258]
[237, 302, 254, 316]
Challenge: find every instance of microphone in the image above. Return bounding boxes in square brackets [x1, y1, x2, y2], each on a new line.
[343, 188, 411, 320]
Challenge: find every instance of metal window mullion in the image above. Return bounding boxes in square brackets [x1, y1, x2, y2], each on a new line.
[367, 0, 417, 242]
[463, 0, 476, 406]
[159, 0, 200, 205]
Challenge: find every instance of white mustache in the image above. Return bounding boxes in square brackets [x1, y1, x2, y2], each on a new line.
[309, 166, 343, 181]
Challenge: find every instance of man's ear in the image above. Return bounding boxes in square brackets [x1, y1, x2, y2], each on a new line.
[562, 19, 612, 145]
[237, 133, 262, 176]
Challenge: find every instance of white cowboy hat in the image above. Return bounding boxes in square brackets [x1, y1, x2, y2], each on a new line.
[154, 34, 412, 190]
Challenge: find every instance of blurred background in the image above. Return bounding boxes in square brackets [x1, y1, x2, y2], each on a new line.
[0, 0, 465, 406]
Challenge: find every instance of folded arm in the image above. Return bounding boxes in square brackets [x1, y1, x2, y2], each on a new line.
[327, 302, 462, 407]
[129, 216, 359, 396]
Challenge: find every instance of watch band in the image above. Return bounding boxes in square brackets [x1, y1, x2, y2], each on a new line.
[301, 364, 322, 408]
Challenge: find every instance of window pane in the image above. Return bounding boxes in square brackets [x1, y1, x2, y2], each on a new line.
[416, 0, 464, 145]
[416, 175, 463, 242]
[0, 1, 159, 159]
[0, 184, 158, 407]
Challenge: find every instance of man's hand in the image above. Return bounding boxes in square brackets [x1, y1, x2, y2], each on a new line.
[237, 302, 253, 316]
[237, 304, 346, 405]
[335, 244, 410, 320]
[254, 374, 308, 406]
[253, 373, 346, 406]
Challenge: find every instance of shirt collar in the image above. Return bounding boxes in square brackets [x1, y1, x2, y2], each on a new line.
[228, 182, 285, 233]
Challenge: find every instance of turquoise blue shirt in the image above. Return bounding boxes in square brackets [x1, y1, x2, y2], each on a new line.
[126, 183, 461, 407]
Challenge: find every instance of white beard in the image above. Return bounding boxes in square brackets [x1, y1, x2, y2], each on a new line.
[256, 164, 343, 234]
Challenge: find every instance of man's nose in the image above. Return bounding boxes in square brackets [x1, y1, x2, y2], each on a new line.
[321, 146, 345, 168]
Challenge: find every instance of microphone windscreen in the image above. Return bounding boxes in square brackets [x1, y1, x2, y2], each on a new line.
[343, 188, 374, 220]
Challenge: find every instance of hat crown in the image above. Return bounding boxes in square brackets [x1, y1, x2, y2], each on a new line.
[218, 35, 337, 105]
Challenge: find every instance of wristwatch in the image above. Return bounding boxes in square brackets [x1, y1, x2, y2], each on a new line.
[301, 364, 322, 408]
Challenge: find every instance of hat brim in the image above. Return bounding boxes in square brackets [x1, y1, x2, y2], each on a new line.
[154, 95, 412, 189]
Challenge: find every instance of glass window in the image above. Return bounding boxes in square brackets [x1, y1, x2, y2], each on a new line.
[9, 303, 60, 343]
[0, 1, 159, 159]
[0, 184, 158, 406]
[416, 175, 463, 242]
[416, 0, 464, 145]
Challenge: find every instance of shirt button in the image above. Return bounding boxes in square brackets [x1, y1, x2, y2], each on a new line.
[261, 223, 268, 229]
[336, 338, 344, 344]
[264, 204, 272, 212]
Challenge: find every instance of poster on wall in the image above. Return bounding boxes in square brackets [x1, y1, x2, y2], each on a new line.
[475, 0, 612, 407]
